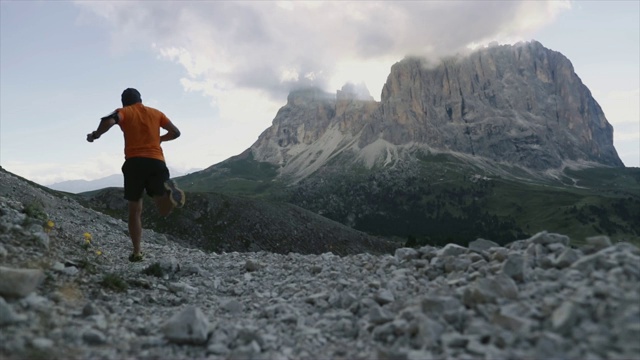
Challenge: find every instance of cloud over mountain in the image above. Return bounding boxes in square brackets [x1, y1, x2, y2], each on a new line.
[76, 1, 571, 104]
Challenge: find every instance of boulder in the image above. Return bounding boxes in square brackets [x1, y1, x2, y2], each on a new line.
[0, 267, 45, 299]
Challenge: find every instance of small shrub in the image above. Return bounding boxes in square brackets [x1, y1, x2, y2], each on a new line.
[23, 201, 47, 221]
[100, 273, 128, 292]
[142, 262, 164, 278]
[405, 235, 417, 248]
[77, 259, 96, 274]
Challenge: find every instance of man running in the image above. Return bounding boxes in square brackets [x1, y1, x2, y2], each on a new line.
[86, 88, 185, 262]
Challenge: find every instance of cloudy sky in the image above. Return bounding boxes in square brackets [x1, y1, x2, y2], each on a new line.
[1, 1, 638, 186]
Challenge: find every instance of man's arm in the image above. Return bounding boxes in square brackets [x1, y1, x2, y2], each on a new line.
[160, 120, 181, 143]
[87, 111, 120, 143]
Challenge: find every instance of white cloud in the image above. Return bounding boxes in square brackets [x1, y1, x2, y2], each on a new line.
[69, 0, 604, 176]
[76, 1, 571, 104]
[4, 153, 123, 186]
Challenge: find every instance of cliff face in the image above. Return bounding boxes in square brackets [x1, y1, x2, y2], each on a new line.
[250, 41, 623, 179]
[378, 41, 622, 169]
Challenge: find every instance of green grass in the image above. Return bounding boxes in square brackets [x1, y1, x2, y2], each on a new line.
[142, 262, 164, 277]
[177, 153, 282, 197]
[485, 169, 640, 245]
[77, 258, 97, 274]
[100, 273, 128, 292]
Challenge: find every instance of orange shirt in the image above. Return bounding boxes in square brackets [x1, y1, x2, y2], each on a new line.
[117, 103, 169, 161]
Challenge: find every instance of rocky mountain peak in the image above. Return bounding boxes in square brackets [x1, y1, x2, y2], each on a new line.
[378, 40, 622, 168]
[251, 40, 623, 180]
[286, 87, 334, 107]
[337, 82, 375, 102]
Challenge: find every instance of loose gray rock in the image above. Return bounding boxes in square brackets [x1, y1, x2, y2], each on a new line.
[369, 306, 394, 325]
[221, 299, 244, 314]
[554, 248, 580, 268]
[31, 231, 49, 249]
[31, 337, 54, 350]
[586, 235, 612, 250]
[439, 243, 468, 257]
[82, 303, 101, 317]
[501, 254, 525, 282]
[462, 273, 519, 308]
[373, 289, 395, 305]
[0, 266, 45, 298]
[83, 329, 107, 345]
[0, 297, 27, 326]
[395, 247, 419, 261]
[245, 259, 262, 272]
[161, 306, 210, 345]
[529, 231, 570, 246]
[468, 238, 500, 253]
[552, 300, 579, 334]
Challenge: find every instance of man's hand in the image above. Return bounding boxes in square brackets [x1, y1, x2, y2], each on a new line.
[160, 120, 181, 143]
[88, 118, 116, 143]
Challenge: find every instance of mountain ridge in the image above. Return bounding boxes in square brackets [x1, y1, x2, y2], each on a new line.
[47, 168, 202, 194]
[247, 40, 622, 182]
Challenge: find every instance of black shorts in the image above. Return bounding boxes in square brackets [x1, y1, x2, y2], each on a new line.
[121, 158, 170, 201]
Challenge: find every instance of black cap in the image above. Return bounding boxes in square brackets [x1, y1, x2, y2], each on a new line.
[121, 88, 142, 106]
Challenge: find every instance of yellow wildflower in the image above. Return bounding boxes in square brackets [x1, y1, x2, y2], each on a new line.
[95, 250, 103, 256]
[44, 220, 54, 233]
[83, 232, 92, 242]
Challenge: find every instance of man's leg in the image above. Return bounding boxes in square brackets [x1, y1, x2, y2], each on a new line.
[128, 199, 143, 256]
[154, 193, 174, 217]
[148, 160, 184, 216]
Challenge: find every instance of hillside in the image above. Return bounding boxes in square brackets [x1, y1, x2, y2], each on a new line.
[76, 187, 398, 256]
[178, 151, 640, 246]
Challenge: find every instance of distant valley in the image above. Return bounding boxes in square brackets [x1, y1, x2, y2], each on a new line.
[48, 168, 201, 194]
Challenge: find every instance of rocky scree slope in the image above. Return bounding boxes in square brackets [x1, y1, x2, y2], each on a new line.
[1, 168, 639, 359]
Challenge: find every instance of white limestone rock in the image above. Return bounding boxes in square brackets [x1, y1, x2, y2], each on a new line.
[0, 267, 45, 299]
[529, 231, 570, 247]
[586, 235, 612, 250]
[161, 306, 210, 345]
[439, 243, 469, 257]
[551, 300, 579, 334]
[501, 254, 526, 282]
[468, 238, 500, 253]
[395, 247, 419, 261]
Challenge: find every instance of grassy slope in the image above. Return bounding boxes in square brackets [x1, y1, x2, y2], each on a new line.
[176, 152, 283, 198]
[77, 187, 398, 256]
[173, 155, 640, 247]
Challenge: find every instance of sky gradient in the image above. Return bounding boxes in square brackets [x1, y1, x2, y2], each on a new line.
[1, 1, 638, 186]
